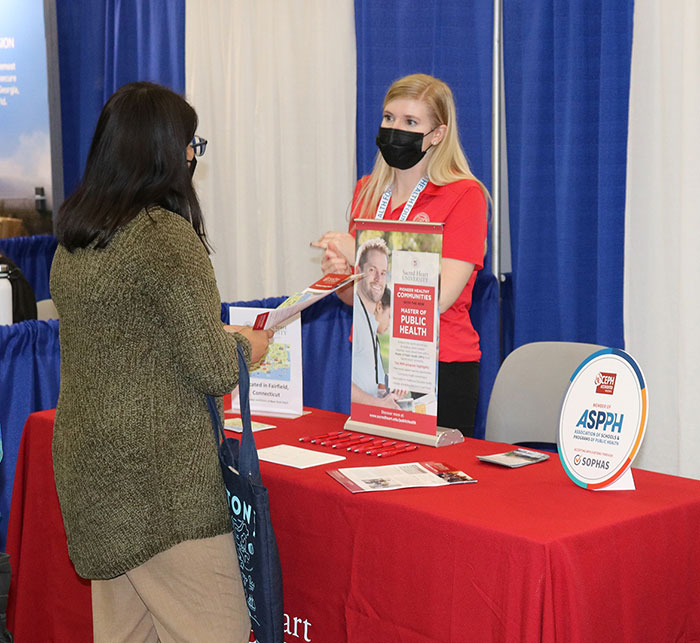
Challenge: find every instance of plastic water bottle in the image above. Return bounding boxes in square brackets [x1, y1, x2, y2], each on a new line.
[0, 264, 12, 325]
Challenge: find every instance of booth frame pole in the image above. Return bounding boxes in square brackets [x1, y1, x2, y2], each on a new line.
[491, 0, 504, 362]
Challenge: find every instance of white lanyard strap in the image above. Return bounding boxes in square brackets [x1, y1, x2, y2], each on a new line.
[375, 176, 429, 221]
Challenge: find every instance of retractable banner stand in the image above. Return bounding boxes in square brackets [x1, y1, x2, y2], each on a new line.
[559, 348, 648, 491]
[345, 219, 463, 447]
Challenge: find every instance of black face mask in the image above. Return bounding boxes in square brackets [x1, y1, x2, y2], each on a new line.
[188, 156, 197, 177]
[376, 127, 434, 170]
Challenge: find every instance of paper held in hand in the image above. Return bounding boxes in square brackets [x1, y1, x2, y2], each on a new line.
[253, 273, 362, 331]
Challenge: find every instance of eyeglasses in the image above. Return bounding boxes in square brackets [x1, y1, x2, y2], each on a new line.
[190, 135, 208, 157]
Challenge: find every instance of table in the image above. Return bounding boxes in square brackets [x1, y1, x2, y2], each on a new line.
[7, 409, 700, 642]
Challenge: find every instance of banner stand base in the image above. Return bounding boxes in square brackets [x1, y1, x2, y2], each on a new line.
[344, 419, 464, 448]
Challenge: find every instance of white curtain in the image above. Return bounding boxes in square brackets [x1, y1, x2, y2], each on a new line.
[185, 0, 357, 301]
[625, 0, 700, 478]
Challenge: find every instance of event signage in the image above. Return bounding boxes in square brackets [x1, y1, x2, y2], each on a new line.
[228, 306, 303, 418]
[345, 219, 463, 447]
[558, 348, 648, 491]
[0, 0, 59, 231]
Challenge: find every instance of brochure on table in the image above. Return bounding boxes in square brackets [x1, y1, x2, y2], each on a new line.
[228, 306, 303, 418]
[258, 444, 345, 469]
[477, 448, 550, 468]
[344, 219, 463, 448]
[224, 418, 276, 433]
[558, 348, 648, 491]
[328, 461, 476, 493]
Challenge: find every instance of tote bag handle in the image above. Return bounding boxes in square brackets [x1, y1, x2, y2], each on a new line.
[206, 343, 261, 483]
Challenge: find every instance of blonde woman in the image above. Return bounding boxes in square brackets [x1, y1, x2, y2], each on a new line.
[313, 73, 488, 437]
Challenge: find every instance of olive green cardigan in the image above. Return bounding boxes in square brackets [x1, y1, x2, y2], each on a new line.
[50, 207, 250, 579]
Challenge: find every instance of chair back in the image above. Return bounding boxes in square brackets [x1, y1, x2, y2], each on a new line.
[485, 341, 605, 447]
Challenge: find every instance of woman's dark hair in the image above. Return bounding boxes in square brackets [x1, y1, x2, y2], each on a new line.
[379, 286, 392, 309]
[57, 81, 208, 251]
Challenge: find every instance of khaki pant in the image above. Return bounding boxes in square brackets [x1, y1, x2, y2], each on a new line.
[91, 533, 250, 643]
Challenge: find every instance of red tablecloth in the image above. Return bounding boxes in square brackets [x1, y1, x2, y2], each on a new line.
[7, 408, 700, 642]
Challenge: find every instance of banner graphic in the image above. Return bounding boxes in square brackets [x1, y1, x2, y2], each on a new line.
[558, 348, 648, 490]
[349, 219, 442, 437]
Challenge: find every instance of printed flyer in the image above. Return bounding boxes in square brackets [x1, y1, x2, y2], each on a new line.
[477, 448, 550, 468]
[228, 306, 303, 417]
[253, 272, 361, 331]
[349, 219, 442, 436]
[328, 461, 476, 493]
[558, 348, 648, 490]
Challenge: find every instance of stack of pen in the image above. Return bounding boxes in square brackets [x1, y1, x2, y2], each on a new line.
[298, 431, 419, 458]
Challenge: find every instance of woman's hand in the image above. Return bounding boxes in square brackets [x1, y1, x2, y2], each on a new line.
[320, 241, 351, 276]
[320, 241, 355, 306]
[224, 325, 275, 364]
[311, 231, 356, 266]
[312, 232, 355, 305]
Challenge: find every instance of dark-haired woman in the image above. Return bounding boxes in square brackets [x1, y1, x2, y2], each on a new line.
[50, 81, 271, 642]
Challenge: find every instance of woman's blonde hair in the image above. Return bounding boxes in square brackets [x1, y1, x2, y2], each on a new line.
[352, 73, 489, 221]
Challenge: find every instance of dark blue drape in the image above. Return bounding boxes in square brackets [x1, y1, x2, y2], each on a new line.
[224, 296, 353, 416]
[0, 321, 61, 547]
[355, 0, 493, 189]
[354, 0, 497, 438]
[503, 0, 632, 350]
[0, 235, 57, 301]
[56, 0, 185, 197]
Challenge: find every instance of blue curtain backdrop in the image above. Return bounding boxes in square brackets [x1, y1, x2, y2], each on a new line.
[0, 321, 61, 548]
[503, 0, 632, 350]
[354, 0, 498, 438]
[355, 0, 493, 189]
[56, 0, 185, 197]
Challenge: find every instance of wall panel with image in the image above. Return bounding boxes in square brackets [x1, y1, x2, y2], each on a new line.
[0, 0, 62, 239]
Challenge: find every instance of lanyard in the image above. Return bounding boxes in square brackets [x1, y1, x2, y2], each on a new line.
[375, 176, 429, 221]
[358, 296, 380, 385]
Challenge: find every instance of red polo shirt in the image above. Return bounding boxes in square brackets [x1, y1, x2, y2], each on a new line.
[349, 177, 487, 362]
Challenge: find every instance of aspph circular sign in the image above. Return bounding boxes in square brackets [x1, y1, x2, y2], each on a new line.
[558, 348, 648, 490]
